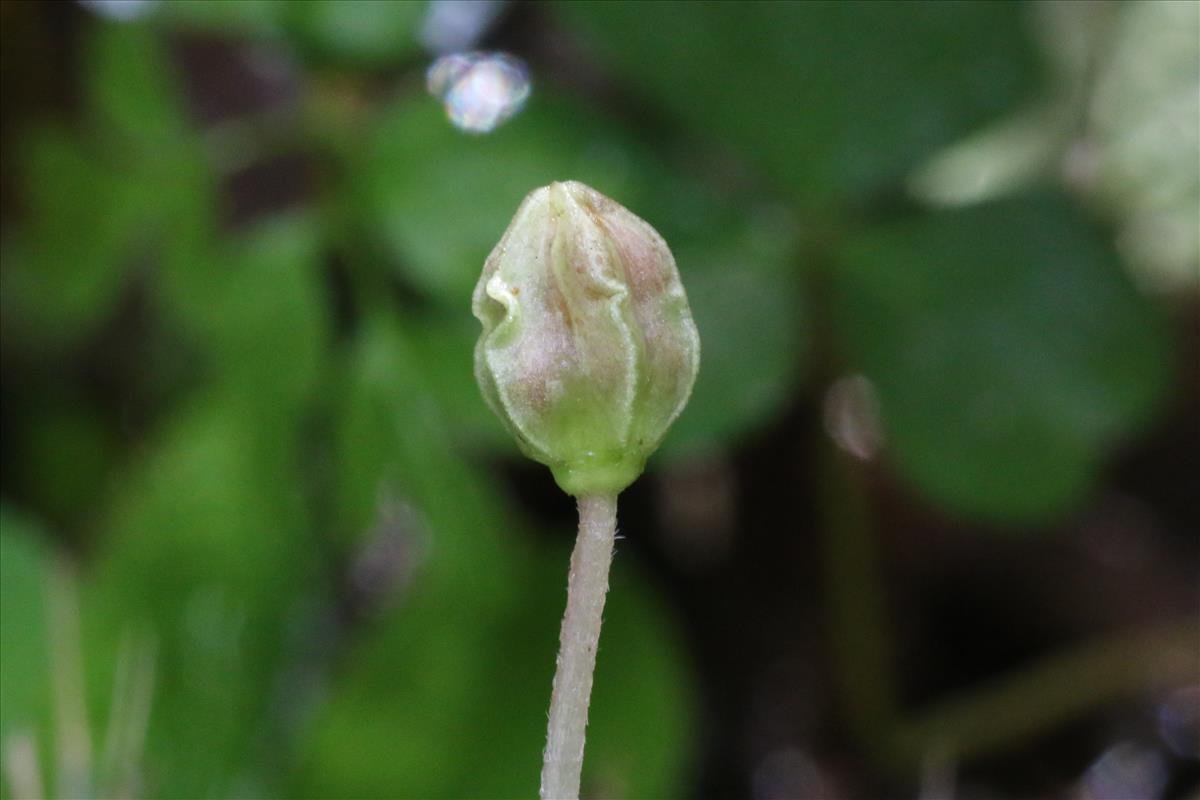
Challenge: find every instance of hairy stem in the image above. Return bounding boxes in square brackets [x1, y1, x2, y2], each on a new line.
[540, 493, 618, 800]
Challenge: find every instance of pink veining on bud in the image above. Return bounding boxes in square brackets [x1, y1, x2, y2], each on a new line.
[473, 181, 700, 496]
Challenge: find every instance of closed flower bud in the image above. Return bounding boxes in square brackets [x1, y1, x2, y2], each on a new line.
[473, 180, 700, 496]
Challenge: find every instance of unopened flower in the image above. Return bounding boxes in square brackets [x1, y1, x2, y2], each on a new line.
[473, 180, 700, 496]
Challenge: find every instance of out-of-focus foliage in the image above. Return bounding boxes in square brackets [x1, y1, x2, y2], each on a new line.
[0, 509, 51, 747]
[0, 0, 1192, 798]
[906, 0, 1200, 293]
[160, 0, 425, 64]
[558, 0, 1036, 205]
[1085, 0, 1200, 291]
[834, 193, 1170, 521]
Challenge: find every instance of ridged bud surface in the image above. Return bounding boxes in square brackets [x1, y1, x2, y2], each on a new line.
[473, 181, 700, 495]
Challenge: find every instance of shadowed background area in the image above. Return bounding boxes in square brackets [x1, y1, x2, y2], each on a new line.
[1, 1, 1198, 798]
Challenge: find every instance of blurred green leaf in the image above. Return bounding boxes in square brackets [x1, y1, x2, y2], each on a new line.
[85, 390, 319, 796]
[330, 311, 520, 582]
[1086, 0, 1200, 291]
[1, 128, 138, 346]
[0, 507, 51, 755]
[156, 0, 288, 35]
[152, 147, 222, 321]
[356, 96, 648, 306]
[402, 312, 511, 450]
[284, 0, 425, 67]
[560, 0, 1037, 205]
[584, 563, 695, 799]
[198, 215, 330, 423]
[78, 219, 333, 795]
[300, 311, 527, 795]
[660, 209, 807, 459]
[79, 21, 223, 339]
[834, 192, 1171, 522]
[159, 0, 426, 67]
[86, 23, 184, 150]
[1, 23, 204, 350]
[16, 401, 117, 532]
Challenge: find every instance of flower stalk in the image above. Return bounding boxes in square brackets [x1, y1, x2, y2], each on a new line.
[540, 494, 617, 800]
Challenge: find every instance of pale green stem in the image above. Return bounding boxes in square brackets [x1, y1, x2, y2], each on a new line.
[819, 445, 898, 759]
[100, 628, 157, 799]
[540, 493, 618, 800]
[2, 732, 44, 800]
[49, 558, 91, 800]
[890, 620, 1200, 766]
[818, 442, 1200, 772]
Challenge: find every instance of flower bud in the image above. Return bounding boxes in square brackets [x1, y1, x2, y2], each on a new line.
[473, 181, 700, 496]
